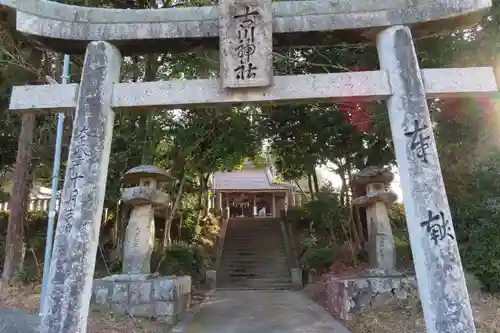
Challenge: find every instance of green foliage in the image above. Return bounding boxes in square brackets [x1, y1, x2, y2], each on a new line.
[179, 209, 203, 244]
[388, 203, 409, 244]
[284, 206, 311, 230]
[299, 235, 318, 250]
[304, 192, 348, 232]
[446, 153, 500, 292]
[0, 113, 19, 171]
[286, 191, 350, 253]
[285, 189, 355, 273]
[14, 267, 40, 284]
[431, 86, 500, 291]
[286, 192, 348, 230]
[196, 213, 220, 253]
[0, 211, 48, 283]
[299, 247, 335, 272]
[0, 211, 48, 254]
[152, 243, 211, 282]
[168, 108, 261, 177]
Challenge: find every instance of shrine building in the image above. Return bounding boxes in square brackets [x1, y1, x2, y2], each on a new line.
[211, 161, 302, 218]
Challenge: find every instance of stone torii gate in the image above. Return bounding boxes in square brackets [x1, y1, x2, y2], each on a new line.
[0, 0, 496, 332]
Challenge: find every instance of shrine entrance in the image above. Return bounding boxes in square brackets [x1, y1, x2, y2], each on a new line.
[227, 193, 253, 217]
[5, 0, 495, 331]
[212, 160, 297, 218]
[223, 192, 286, 218]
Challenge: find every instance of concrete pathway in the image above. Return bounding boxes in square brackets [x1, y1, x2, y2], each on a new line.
[174, 290, 351, 333]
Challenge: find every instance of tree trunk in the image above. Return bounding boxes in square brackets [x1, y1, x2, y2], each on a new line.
[346, 162, 353, 206]
[293, 180, 307, 202]
[164, 217, 172, 247]
[202, 174, 210, 216]
[111, 201, 122, 248]
[196, 175, 204, 210]
[307, 173, 314, 199]
[312, 168, 320, 193]
[2, 114, 36, 282]
[163, 175, 186, 248]
[1, 42, 42, 282]
[338, 166, 347, 206]
[111, 203, 130, 263]
[177, 208, 183, 240]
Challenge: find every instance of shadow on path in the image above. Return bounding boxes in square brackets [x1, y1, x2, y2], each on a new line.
[174, 290, 351, 333]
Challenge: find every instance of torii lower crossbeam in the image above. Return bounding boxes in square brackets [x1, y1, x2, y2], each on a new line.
[10, 67, 497, 113]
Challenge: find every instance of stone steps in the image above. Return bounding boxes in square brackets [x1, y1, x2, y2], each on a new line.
[220, 268, 288, 273]
[220, 251, 288, 257]
[220, 260, 289, 267]
[217, 278, 294, 290]
[218, 271, 292, 278]
[217, 218, 292, 289]
[220, 259, 288, 265]
[219, 265, 289, 271]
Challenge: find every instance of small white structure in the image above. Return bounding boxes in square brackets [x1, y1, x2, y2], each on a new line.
[0, 182, 55, 212]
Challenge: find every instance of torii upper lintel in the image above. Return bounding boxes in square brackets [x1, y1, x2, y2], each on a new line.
[0, 0, 491, 55]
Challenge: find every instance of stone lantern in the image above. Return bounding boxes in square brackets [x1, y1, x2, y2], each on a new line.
[352, 166, 398, 274]
[91, 165, 192, 324]
[121, 164, 173, 275]
[327, 167, 417, 322]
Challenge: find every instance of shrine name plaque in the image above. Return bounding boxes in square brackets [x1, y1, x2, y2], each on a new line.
[219, 0, 273, 88]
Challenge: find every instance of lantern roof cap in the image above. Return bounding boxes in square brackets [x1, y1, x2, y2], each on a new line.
[123, 165, 175, 184]
[351, 166, 394, 185]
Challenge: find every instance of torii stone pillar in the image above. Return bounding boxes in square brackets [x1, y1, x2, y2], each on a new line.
[378, 25, 475, 333]
[352, 166, 398, 273]
[40, 41, 121, 333]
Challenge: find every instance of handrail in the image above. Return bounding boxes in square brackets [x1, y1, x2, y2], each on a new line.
[279, 218, 294, 270]
[214, 212, 230, 272]
[279, 212, 300, 270]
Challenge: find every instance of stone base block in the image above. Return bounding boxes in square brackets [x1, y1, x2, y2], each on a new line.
[325, 274, 418, 320]
[205, 270, 216, 289]
[291, 268, 303, 287]
[91, 275, 191, 325]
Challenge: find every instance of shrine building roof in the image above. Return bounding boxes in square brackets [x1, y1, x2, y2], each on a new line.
[212, 161, 293, 191]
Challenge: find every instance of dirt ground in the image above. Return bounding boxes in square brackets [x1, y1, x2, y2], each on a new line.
[1, 283, 498, 332]
[302, 278, 500, 333]
[344, 297, 500, 333]
[0, 284, 207, 333]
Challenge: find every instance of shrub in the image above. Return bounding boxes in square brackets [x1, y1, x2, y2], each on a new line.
[283, 206, 311, 230]
[178, 209, 202, 244]
[389, 203, 409, 242]
[299, 247, 335, 273]
[303, 192, 348, 233]
[197, 213, 220, 257]
[446, 152, 500, 292]
[152, 242, 211, 283]
[0, 211, 48, 282]
[14, 267, 40, 284]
